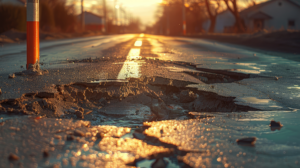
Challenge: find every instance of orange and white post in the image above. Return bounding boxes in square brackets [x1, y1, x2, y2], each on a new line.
[26, 0, 39, 69]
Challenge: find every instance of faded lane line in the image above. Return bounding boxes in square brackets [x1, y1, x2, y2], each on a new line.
[117, 37, 144, 79]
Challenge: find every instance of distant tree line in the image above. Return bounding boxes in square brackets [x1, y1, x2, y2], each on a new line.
[0, 0, 77, 34]
[0, 0, 142, 34]
[147, 0, 258, 35]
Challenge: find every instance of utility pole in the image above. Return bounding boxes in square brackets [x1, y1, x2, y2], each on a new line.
[103, 0, 107, 33]
[167, 4, 170, 35]
[120, 5, 123, 33]
[124, 9, 127, 33]
[182, 0, 186, 35]
[81, 0, 85, 31]
[114, 0, 117, 25]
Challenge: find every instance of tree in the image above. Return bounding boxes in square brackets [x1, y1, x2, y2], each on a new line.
[223, 0, 246, 33]
[205, 0, 222, 33]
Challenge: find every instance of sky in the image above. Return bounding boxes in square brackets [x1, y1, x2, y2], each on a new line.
[67, 0, 163, 26]
[117, 0, 163, 26]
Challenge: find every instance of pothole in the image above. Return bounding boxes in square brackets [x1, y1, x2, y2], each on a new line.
[0, 76, 259, 126]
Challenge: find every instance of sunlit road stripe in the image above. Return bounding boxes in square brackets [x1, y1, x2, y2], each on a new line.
[27, 0, 39, 69]
[117, 36, 145, 79]
[117, 48, 142, 79]
[134, 40, 142, 47]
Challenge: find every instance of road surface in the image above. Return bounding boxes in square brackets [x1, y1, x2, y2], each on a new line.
[0, 34, 299, 168]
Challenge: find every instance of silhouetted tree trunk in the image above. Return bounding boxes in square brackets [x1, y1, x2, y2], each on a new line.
[209, 16, 216, 33]
[224, 0, 246, 33]
[205, 0, 220, 33]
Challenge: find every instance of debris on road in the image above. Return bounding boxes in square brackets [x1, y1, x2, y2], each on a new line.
[236, 137, 257, 146]
[8, 74, 15, 79]
[6, 61, 50, 79]
[8, 153, 19, 161]
[269, 120, 283, 127]
[179, 90, 197, 103]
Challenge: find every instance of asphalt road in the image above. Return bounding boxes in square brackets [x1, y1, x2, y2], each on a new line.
[1, 34, 300, 109]
[0, 34, 300, 168]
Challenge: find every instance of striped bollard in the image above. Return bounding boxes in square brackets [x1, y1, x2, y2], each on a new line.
[27, 0, 39, 69]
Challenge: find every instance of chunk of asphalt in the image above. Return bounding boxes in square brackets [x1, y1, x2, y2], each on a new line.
[8, 153, 19, 161]
[98, 97, 108, 106]
[8, 74, 15, 79]
[67, 135, 75, 141]
[74, 130, 85, 137]
[179, 90, 197, 103]
[269, 120, 283, 127]
[236, 137, 256, 146]
[43, 150, 49, 158]
[36, 92, 57, 99]
[151, 102, 169, 119]
[75, 110, 84, 119]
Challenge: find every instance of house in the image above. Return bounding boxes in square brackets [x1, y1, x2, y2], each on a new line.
[202, 10, 235, 33]
[78, 11, 105, 32]
[203, 0, 300, 33]
[240, 0, 300, 32]
[0, 0, 25, 6]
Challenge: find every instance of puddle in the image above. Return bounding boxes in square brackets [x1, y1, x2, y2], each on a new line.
[287, 87, 300, 90]
[230, 69, 262, 74]
[90, 79, 128, 83]
[164, 66, 199, 73]
[137, 157, 180, 168]
[241, 97, 271, 104]
[234, 97, 283, 110]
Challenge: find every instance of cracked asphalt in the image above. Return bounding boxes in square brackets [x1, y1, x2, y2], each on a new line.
[0, 34, 300, 168]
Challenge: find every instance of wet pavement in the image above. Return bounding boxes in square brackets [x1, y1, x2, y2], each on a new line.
[0, 34, 300, 168]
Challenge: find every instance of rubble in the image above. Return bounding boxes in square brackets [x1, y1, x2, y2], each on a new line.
[269, 120, 283, 127]
[8, 154, 19, 161]
[179, 90, 197, 103]
[236, 137, 257, 146]
[75, 108, 84, 119]
[74, 130, 86, 137]
[8, 74, 15, 79]
[14, 62, 49, 77]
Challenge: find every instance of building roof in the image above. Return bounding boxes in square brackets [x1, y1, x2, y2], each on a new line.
[241, 0, 300, 16]
[0, 0, 25, 5]
[78, 11, 103, 25]
[249, 11, 273, 20]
